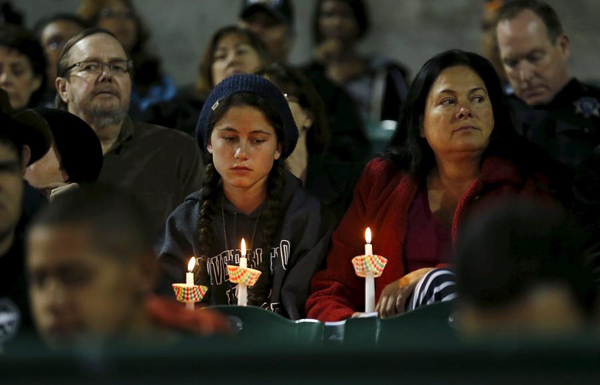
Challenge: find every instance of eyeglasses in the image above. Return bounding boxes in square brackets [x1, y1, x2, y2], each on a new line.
[65, 60, 133, 77]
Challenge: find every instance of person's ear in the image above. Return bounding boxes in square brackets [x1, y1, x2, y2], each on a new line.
[30, 75, 43, 94]
[56, 77, 69, 104]
[206, 137, 213, 154]
[557, 34, 570, 61]
[21, 145, 31, 172]
[274, 143, 282, 160]
[303, 110, 314, 131]
[133, 252, 160, 293]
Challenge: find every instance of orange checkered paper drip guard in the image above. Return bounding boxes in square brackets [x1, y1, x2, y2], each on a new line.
[352, 254, 388, 278]
[172, 284, 208, 303]
[227, 265, 262, 287]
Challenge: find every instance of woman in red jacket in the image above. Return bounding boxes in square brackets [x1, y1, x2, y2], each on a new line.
[306, 49, 559, 321]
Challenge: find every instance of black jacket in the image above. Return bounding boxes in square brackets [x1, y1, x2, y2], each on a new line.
[156, 171, 335, 320]
[509, 78, 600, 168]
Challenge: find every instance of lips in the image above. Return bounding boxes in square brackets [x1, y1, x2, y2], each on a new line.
[93, 88, 118, 97]
[453, 125, 479, 133]
[231, 166, 251, 172]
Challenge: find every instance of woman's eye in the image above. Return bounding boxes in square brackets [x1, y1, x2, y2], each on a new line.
[441, 98, 455, 106]
[214, 53, 227, 61]
[252, 139, 266, 145]
[223, 136, 236, 142]
[472, 95, 485, 103]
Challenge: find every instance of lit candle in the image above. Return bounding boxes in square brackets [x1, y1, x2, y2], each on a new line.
[365, 228, 375, 313]
[186, 257, 196, 310]
[365, 227, 373, 256]
[237, 238, 248, 306]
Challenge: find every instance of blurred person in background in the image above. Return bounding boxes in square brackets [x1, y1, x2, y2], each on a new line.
[305, 0, 410, 155]
[256, 62, 362, 221]
[0, 94, 51, 346]
[143, 26, 272, 137]
[18, 108, 103, 200]
[480, 0, 510, 84]
[0, 24, 46, 110]
[238, 0, 370, 163]
[496, 0, 600, 168]
[33, 13, 88, 107]
[78, 0, 176, 119]
[27, 185, 229, 350]
[454, 198, 596, 337]
[306, 50, 558, 322]
[55, 28, 203, 234]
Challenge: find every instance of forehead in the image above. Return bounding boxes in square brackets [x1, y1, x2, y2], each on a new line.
[0, 46, 31, 64]
[216, 33, 250, 47]
[214, 105, 276, 133]
[69, 33, 127, 62]
[42, 20, 84, 41]
[429, 66, 487, 95]
[497, 10, 552, 47]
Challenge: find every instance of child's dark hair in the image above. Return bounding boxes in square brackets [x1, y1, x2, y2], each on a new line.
[197, 92, 286, 304]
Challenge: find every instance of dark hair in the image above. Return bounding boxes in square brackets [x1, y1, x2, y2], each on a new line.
[496, 0, 564, 43]
[33, 13, 89, 40]
[383, 49, 519, 176]
[196, 26, 272, 97]
[312, 0, 370, 44]
[255, 62, 330, 155]
[55, 28, 130, 110]
[197, 92, 286, 305]
[0, 24, 47, 108]
[32, 184, 154, 263]
[455, 198, 596, 317]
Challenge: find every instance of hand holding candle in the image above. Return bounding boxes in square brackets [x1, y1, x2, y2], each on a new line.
[351, 227, 388, 313]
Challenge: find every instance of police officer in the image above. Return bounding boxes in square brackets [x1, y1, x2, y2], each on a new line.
[496, 0, 600, 168]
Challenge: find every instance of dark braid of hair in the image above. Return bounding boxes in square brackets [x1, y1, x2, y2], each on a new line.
[197, 160, 221, 262]
[249, 160, 286, 307]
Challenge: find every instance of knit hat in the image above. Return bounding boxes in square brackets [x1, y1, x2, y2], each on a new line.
[196, 74, 298, 159]
[15, 108, 103, 183]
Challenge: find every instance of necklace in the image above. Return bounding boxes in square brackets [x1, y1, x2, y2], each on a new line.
[221, 194, 262, 258]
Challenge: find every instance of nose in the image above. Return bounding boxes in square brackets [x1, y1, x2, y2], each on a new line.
[457, 104, 473, 119]
[0, 70, 12, 85]
[234, 140, 249, 160]
[517, 62, 534, 83]
[97, 63, 114, 82]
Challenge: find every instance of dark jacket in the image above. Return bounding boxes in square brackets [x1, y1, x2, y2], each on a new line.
[509, 78, 600, 168]
[98, 117, 204, 234]
[156, 171, 336, 320]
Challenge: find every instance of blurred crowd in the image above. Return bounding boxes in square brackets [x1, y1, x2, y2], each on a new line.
[0, 0, 600, 358]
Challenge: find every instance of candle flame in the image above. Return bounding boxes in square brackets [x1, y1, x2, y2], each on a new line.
[241, 238, 246, 258]
[365, 227, 372, 244]
[187, 257, 196, 272]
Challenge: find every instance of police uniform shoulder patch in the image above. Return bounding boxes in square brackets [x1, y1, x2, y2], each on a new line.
[574, 97, 600, 118]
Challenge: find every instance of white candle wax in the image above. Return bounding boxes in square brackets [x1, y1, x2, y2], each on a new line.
[186, 271, 194, 286]
[365, 244, 373, 256]
[365, 272, 375, 313]
[238, 239, 248, 306]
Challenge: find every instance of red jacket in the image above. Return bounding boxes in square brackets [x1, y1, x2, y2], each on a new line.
[306, 156, 552, 321]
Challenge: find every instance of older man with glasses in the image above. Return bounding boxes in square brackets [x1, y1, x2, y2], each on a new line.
[55, 28, 203, 234]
